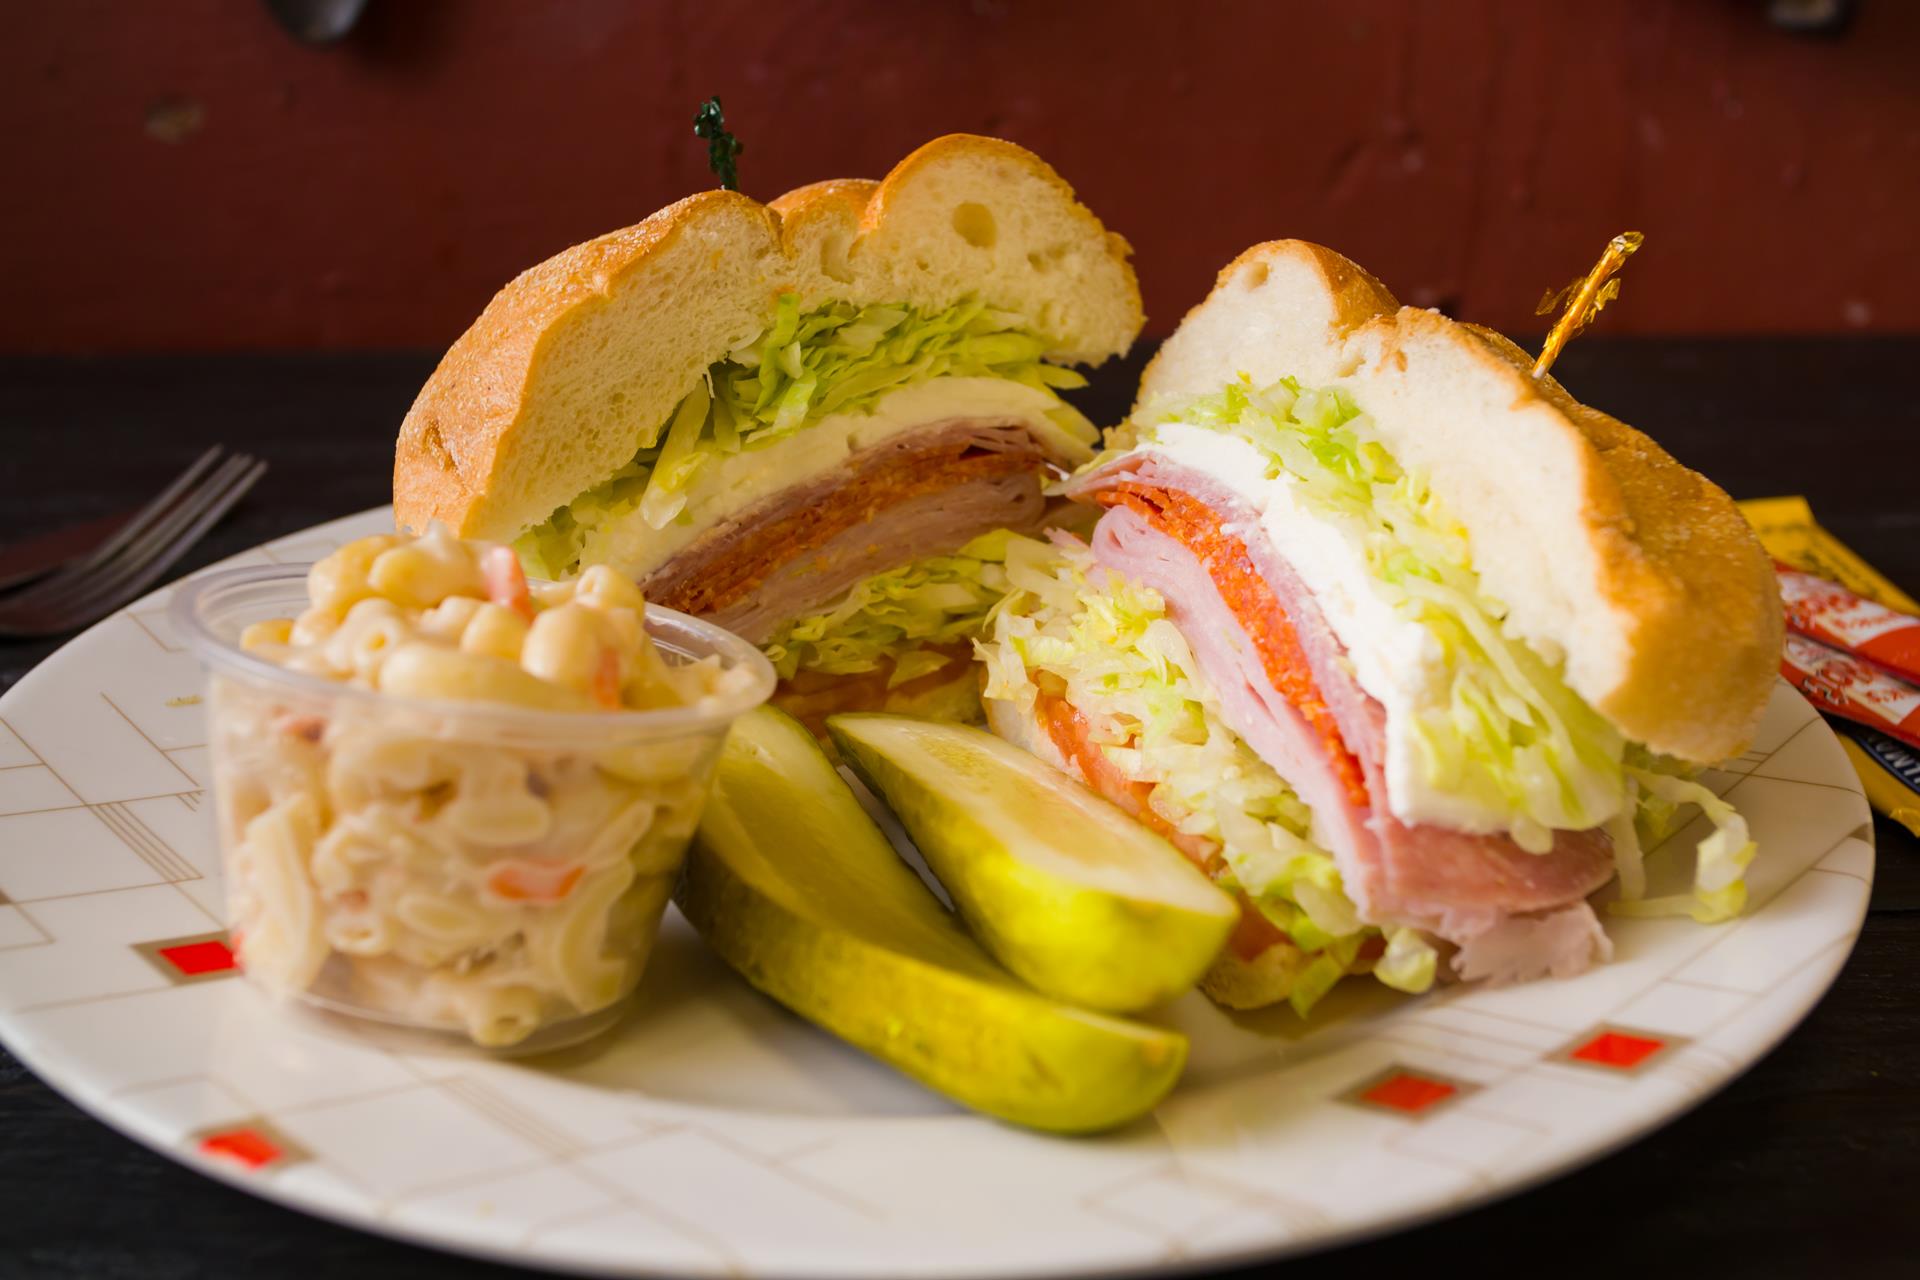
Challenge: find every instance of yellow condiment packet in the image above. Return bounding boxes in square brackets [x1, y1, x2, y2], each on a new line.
[1738, 495, 1920, 612]
[1836, 732, 1920, 838]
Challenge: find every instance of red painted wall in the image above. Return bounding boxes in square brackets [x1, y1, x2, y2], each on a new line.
[5, 0, 1917, 352]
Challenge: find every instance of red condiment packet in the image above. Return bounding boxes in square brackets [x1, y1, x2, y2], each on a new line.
[1777, 562, 1920, 687]
[1780, 633, 1920, 753]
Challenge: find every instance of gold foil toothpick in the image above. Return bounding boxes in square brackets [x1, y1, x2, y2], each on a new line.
[1532, 231, 1644, 378]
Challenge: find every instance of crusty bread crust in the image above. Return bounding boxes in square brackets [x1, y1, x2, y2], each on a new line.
[1139, 240, 1397, 399]
[394, 191, 774, 543]
[395, 135, 1142, 543]
[1444, 321, 1782, 764]
[1134, 240, 1778, 763]
[981, 696, 1301, 1010]
[1196, 942, 1307, 1011]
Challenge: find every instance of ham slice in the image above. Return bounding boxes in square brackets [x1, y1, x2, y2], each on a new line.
[641, 418, 1054, 641]
[1454, 903, 1613, 984]
[707, 470, 1045, 643]
[1068, 454, 1391, 769]
[1084, 483, 1615, 982]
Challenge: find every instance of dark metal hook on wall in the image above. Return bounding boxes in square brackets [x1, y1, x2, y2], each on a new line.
[1767, 0, 1858, 35]
[260, 0, 370, 46]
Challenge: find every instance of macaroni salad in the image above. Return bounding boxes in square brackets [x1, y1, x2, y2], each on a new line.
[208, 526, 760, 1046]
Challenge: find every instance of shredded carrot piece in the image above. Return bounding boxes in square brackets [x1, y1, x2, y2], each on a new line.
[487, 861, 584, 903]
[481, 546, 534, 621]
[591, 647, 623, 709]
[273, 713, 325, 742]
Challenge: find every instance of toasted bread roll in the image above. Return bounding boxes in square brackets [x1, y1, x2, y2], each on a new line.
[1137, 240, 1779, 763]
[395, 135, 1141, 549]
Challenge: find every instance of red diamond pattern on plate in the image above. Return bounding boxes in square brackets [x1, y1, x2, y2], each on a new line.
[132, 930, 240, 984]
[159, 939, 236, 976]
[1342, 1065, 1475, 1117]
[190, 1119, 309, 1174]
[1565, 1027, 1671, 1072]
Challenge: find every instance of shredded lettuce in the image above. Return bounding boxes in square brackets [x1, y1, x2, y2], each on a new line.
[517, 295, 1093, 578]
[1115, 373, 1756, 924]
[1117, 375, 1628, 849]
[1609, 761, 1757, 924]
[762, 530, 1017, 682]
[1286, 934, 1367, 1017]
[980, 534, 1399, 1013]
[1375, 928, 1439, 994]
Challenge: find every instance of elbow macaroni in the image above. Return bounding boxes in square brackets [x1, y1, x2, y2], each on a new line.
[208, 525, 755, 1047]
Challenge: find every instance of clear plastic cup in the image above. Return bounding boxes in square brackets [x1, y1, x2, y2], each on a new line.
[170, 563, 774, 1053]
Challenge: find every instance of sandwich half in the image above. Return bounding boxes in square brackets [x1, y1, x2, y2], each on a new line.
[394, 135, 1141, 728]
[978, 240, 1780, 1012]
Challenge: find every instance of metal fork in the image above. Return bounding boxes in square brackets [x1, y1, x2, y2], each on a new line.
[0, 447, 267, 638]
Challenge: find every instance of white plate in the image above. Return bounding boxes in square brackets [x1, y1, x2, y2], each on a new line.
[0, 510, 1874, 1279]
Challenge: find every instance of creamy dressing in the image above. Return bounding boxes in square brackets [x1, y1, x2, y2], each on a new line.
[1137, 425, 1509, 833]
[583, 377, 1081, 580]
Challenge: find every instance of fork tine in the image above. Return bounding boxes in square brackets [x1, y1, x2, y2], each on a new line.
[0, 455, 265, 636]
[10, 457, 263, 635]
[4, 454, 255, 616]
[0, 446, 226, 613]
[2, 449, 235, 614]
[44, 457, 262, 618]
[70, 446, 226, 574]
[65, 459, 268, 627]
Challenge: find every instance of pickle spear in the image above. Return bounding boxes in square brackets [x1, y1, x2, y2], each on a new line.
[678, 706, 1187, 1134]
[827, 714, 1238, 1013]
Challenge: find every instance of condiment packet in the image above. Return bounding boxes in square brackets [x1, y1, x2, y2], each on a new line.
[1780, 632, 1920, 753]
[1833, 723, 1920, 839]
[1740, 495, 1919, 610]
[1739, 495, 1920, 832]
[1777, 562, 1920, 686]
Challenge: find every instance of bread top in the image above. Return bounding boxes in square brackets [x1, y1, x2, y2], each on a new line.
[394, 135, 1142, 544]
[1134, 240, 1780, 764]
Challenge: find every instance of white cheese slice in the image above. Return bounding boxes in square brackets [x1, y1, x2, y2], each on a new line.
[1137, 424, 1505, 833]
[580, 376, 1076, 581]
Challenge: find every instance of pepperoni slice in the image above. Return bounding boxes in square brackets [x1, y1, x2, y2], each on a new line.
[1095, 484, 1371, 809]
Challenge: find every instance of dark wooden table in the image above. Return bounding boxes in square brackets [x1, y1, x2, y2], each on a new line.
[1, 341, 1913, 1277]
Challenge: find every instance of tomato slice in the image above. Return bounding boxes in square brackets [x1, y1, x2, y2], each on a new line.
[1037, 694, 1219, 869]
[1036, 692, 1291, 962]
